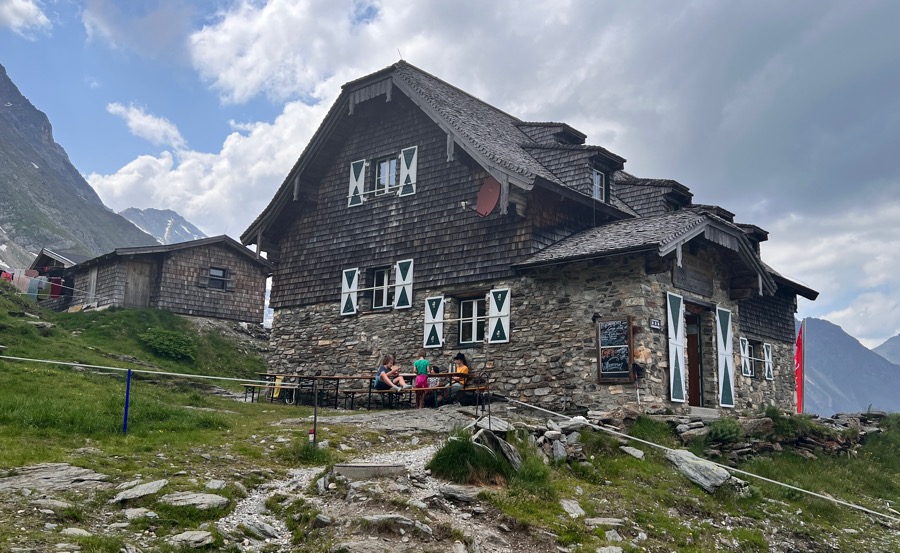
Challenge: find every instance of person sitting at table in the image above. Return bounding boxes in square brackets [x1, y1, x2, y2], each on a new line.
[374, 354, 410, 392]
[446, 352, 470, 402]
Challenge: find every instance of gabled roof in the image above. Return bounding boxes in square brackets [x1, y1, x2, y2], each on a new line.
[241, 61, 633, 246]
[74, 235, 274, 273]
[29, 248, 91, 270]
[513, 207, 779, 296]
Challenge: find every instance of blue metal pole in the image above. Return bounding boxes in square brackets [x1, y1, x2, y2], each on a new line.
[123, 369, 132, 434]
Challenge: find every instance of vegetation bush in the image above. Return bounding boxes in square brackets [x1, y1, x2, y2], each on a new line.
[277, 440, 337, 467]
[138, 327, 197, 362]
[427, 429, 512, 485]
[628, 416, 679, 448]
[706, 417, 743, 444]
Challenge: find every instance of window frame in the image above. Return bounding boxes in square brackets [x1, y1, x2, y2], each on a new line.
[370, 267, 392, 310]
[208, 267, 228, 290]
[592, 169, 607, 202]
[458, 297, 486, 346]
[374, 156, 399, 196]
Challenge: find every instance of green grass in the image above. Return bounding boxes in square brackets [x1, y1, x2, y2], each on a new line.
[427, 429, 512, 485]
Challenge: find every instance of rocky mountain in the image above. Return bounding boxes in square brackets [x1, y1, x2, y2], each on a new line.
[803, 317, 900, 415]
[119, 207, 206, 245]
[0, 62, 158, 269]
[873, 334, 900, 365]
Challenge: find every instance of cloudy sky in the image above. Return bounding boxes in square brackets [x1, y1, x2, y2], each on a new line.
[2, 0, 899, 347]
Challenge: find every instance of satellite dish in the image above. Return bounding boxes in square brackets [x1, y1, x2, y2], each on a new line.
[475, 176, 501, 217]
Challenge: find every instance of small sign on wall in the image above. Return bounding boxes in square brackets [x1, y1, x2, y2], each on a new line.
[650, 318, 662, 330]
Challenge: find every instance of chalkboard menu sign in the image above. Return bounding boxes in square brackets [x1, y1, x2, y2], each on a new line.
[597, 316, 634, 383]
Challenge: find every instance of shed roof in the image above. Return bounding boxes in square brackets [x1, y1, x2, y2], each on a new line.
[74, 235, 274, 273]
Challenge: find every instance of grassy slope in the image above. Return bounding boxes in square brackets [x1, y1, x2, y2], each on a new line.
[1, 280, 898, 552]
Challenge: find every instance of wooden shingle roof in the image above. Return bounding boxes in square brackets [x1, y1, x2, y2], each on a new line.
[514, 206, 779, 296]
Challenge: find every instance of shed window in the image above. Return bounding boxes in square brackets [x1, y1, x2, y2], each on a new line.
[459, 298, 486, 345]
[208, 267, 228, 290]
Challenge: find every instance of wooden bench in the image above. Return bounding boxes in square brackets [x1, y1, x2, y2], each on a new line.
[340, 377, 489, 410]
[242, 383, 301, 404]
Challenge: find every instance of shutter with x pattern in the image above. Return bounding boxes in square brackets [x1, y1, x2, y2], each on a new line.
[398, 146, 417, 197]
[716, 306, 735, 407]
[393, 259, 413, 309]
[666, 292, 687, 402]
[423, 296, 444, 348]
[340, 268, 359, 316]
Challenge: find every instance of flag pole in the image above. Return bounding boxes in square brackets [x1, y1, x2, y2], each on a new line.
[801, 317, 807, 414]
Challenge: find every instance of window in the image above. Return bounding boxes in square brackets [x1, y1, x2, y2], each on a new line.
[459, 298, 486, 345]
[371, 267, 391, 309]
[208, 267, 228, 290]
[592, 169, 607, 202]
[375, 156, 398, 195]
[745, 342, 757, 377]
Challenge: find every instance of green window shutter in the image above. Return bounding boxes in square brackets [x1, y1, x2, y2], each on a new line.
[487, 288, 510, 344]
[740, 337, 752, 377]
[393, 258, 413, 309]
[716, 306, 735, 408]
[340, 268, 359, 316]
[398, 146, 417, 197]
[423, 295, 444, 348]
[348, 159, 366, 207]
[666, 292, 686, 402]
[764, 343, 774, 381]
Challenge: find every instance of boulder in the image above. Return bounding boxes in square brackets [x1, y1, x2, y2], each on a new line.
[738, 417, 774, 438]
[0, 463, 108, 492]
[108, 480, 168, 503]
[439, 485, 482, 503]
[363, 514, 432, 536]
[664, 449, 732, 493]
[159, 492, 228, 510]
[559, 498, 585, 518]
[166, 530, 214, 548]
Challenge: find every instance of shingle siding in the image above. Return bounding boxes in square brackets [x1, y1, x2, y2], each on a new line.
[739, 288, 798, 343]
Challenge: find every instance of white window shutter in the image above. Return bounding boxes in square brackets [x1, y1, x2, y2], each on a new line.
[340, 268, 359, 316]
[666, 292, 686, 402]
[393, 259, 413, 309]
[348, 159, 366, 207]
[740, 337, 752, 377]
[398, 146, 417, 197]
[487, 288, 510, 344]
[716, 306, 735, 407]
[198, 267, 209, 288]
[423, 296, 444, 348]
[764, 343, 774, 381]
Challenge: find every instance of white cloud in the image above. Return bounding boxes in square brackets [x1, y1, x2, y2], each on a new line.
[81, 0, 194, 60]
[106, 103, 187, 150]
[764, 200, 900, 347]
[0, 0, 50, 37]
[88, 99, 329, 237]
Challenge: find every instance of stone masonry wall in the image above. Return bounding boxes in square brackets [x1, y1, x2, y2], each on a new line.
[269, 251, 796, 414]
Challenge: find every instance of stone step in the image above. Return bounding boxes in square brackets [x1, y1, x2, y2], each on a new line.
[689, 406, 720, 420]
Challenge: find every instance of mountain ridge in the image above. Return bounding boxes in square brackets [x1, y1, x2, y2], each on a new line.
[119, 207, 207, 245]
[803, 317, 900, 415]
[0, 62, 158, 269]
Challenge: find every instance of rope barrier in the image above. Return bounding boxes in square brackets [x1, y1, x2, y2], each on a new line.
[493, 394, 900, 524]
[0, 355, 272, 385]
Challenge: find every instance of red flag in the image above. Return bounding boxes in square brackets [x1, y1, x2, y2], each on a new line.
[794, 323, 804, 413]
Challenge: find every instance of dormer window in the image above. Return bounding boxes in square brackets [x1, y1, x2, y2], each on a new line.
[592, 169, 608, 202]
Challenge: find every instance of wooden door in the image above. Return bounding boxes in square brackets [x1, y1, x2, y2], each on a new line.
[686, 314, 702, 406]
[124, 262, 152, 307]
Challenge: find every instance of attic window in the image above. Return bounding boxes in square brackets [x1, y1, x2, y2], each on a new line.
[374, 156, 398, 195]
[592, 169, 608, 202]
